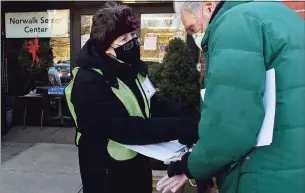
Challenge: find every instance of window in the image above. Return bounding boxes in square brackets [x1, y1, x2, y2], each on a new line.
[4, 9, 71, 86]
[140, 13, 186, 63]
[80, 15, 93, 48]
[80, 13, 187, 64]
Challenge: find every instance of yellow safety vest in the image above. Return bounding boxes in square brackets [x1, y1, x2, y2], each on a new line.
[65, 67, 151, 161]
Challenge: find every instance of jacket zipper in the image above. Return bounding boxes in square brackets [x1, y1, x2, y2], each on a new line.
[203, 45, 210, 88]
[104, 169, 109, 188]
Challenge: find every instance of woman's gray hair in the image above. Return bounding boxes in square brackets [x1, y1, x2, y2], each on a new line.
[173, 1, 202, 15]
[90, 1, 131, 42]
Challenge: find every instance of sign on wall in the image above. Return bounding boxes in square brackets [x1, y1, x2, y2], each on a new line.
[5, 10, 70, 38]
[144, 33, 157, 50]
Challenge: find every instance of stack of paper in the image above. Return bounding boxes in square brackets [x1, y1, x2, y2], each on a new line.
[120, 140, 188, 162]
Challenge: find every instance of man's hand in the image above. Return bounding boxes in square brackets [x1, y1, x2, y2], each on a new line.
[156, 174, 188, 193]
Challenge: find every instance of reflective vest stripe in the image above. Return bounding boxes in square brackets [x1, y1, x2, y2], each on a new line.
[65, 68, 80, 127]
[135, 78, 150, 117]
[65, 67, 81, 145]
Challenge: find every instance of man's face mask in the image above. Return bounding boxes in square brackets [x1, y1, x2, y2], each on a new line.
[192, 33, 204, 51]
[191, 4, 213, 50]
[113, 36, 141, 65]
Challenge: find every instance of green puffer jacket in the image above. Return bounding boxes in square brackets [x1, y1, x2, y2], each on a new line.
[187, 2, 305, 193]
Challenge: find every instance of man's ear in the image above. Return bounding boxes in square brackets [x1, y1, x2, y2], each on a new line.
[202, 1, 218, 13]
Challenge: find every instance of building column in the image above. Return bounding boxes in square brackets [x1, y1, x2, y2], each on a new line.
[70, 6, 81, 69]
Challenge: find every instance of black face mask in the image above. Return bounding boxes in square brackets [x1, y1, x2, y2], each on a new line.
[113, 37, 140, 66]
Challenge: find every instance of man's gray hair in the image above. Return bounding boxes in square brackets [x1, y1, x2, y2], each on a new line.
[173, 1, 202, 15]
[174, 1, 220, 15]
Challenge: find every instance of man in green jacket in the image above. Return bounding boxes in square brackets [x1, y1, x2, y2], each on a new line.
[157, 1, 305, 193]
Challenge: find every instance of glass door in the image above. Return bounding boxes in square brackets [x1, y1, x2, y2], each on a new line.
[81, 15, 93, 48]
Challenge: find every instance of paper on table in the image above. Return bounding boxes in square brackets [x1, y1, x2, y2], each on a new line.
[119, 140, 188, 162]
[255, 68, 276, 147]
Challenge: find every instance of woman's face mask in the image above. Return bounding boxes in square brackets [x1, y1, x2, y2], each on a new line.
[110, 32, 141, 65]
[114, 37, 140, 65]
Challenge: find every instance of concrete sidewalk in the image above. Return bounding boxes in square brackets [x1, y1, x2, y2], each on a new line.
[1, 126, 197, 193]
[1, 126, 82, 193]
[1, 143, 82, 193]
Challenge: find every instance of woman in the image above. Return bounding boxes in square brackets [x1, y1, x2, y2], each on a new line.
[65, 2, 198, 193]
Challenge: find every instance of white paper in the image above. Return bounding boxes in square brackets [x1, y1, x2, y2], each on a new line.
[256, 68, 276, 147]
[200, 89, 206, 101]
[141, 78, 156, 99]
[120, 140, 188, 161]
[144, 33, 157, 50]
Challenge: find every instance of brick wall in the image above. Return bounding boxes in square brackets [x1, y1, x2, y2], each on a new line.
[282, 1, 305, 20]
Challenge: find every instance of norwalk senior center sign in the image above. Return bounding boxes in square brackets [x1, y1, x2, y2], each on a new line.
[5, 10, 70, 38]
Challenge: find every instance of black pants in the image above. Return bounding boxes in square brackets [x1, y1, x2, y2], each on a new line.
[79, 139, 152, 193]
[105, 154, 152, 193]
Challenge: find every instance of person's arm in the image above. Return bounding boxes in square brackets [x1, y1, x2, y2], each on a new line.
[71, 68, 198, 145]
[149, 73, 199, 120]
[150, 94, 192, 118]
[184, 13, 267, 180]
[150, 92, 198, 170]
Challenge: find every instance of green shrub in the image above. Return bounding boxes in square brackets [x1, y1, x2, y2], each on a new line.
[149, 38, 200, 120]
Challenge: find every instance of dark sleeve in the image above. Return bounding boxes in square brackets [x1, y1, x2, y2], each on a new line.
[71, 68, 197, 145]
[148, 76, 185, 118]
[149, 75, 198, 120]
[150, 95, 190, 118]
